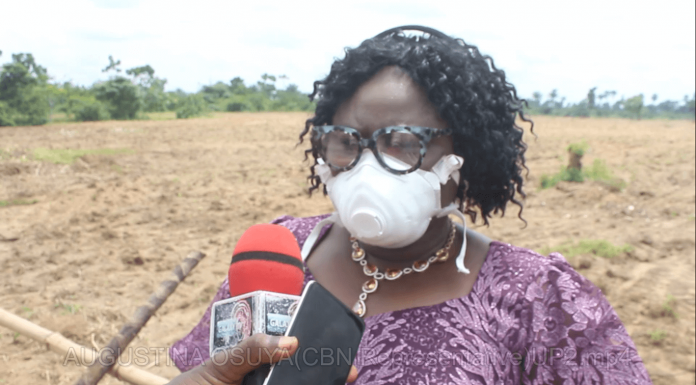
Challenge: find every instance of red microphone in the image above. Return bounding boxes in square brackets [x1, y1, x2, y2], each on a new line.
[229, 224, 305, 297]
[210, 224, 304, 360]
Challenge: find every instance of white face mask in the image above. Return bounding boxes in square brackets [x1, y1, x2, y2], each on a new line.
[301, 151, 471, 274]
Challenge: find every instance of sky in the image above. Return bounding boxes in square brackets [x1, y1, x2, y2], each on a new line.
[1, 0, 694, 104]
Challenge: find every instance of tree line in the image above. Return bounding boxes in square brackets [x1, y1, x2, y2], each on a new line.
[525, 88, 695, 120]
[0, 52, 315, 126]
[0, 51, 694, 127]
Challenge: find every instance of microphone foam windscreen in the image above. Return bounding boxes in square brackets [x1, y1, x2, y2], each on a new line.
[229, 224, 305, 297]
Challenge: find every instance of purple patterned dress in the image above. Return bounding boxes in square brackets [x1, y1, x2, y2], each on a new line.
[170, 215, 652, 384]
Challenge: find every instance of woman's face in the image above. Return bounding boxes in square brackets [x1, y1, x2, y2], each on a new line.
[330, 65, 459, 203]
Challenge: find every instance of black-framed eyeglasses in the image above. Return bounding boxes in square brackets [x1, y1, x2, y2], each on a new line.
[312, 125, 452, 175]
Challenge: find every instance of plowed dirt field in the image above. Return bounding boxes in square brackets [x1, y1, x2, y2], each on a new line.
[1, 113, 694, 384]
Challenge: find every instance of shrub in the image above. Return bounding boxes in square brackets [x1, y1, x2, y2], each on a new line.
[74, 100, 110, 121]
[567, 141, 589, 157]
[176, 95, 207, 119]
[272, 88, 314, 111]
[540, 158, 625, 190]
[662, 294, 678, 318]
[246, 93, 269, 111]
[223, 95, 255, 112]
[140, 78, 170, 113]
[624, 94, 644, 119]
[649, 329, 666, 344]
[564, 102, 591, 117]
[0, 88, 50, 126]
[584, 159, 626, 190]
[11, 90, 49, 126]
[0, 101, 16, 126]
[0, 53, 50, 126]
[227, 101, 250, 112]
[93, 77, 142, 120]
[540, 166, 584, 188]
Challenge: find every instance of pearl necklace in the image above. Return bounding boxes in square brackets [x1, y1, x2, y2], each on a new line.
[349, 222, 457, 317]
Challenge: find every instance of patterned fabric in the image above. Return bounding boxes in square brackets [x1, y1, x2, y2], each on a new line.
[170, 215, 653, 384]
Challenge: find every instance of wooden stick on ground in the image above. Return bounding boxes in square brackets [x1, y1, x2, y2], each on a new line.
[74, 250, 206, 385]
[0, 308, 169, 385]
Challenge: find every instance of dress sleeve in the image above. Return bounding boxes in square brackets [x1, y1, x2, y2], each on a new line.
[520, 252, 653, 384]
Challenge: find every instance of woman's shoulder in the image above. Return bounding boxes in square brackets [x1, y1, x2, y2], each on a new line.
[483, 242, 651, 382]
[483, 241, 613, 322]
[271, 214, 332, 249]
[487, 240, 573, 275]
[482, 240, 585, 295]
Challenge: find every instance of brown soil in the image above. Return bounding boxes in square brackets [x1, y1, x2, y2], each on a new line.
[1, 113, 694, 384]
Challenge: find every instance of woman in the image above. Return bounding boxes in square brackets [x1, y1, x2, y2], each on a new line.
[168, 26, 652, 384]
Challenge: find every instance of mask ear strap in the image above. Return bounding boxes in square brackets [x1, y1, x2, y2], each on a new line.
[301, 213, 337, 261]
[430, 155, 463, 185]
[315, 158, 332, 185]
[451, 209, 470, 274]
[437, 204, 470, 274]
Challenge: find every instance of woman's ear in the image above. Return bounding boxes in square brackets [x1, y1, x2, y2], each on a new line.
[440, 172, 460, 207]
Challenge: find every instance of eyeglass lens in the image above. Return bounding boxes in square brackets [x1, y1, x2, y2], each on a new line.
[376, 131, 422, 170]
[321, 130, 423, 171]
[321, 131, 359, 168]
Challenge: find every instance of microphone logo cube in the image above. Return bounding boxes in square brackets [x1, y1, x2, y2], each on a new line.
[210, 291, 300, 355]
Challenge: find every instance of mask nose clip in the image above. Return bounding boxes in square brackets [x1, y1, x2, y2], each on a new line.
[316, 151, 384, 185]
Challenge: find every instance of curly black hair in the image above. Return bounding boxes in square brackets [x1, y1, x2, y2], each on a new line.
[298, 27, 533, 225]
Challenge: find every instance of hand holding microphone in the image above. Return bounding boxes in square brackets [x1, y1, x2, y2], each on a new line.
[166, 334, 299, 385]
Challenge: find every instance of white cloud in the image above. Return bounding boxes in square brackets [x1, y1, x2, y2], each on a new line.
[1, 0, 693, 102]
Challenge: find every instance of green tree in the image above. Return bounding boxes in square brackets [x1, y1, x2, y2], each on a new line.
[176, 94, 207, 118]
[141, 77, 170, 112]
[229, 77, 248, 95]
[93, 77, 141, 120]
[125, 65, 154, 79]
[532, 92, 542, 107]
[256, 74, 277, 98]
[540, 89, 558, 114]
[91, 56, 143, 119]
[45, 83, 68, 122]
[102, 55, 122, 73]
[682, 94, 695, 114]
[624, 94, 644, 119]
[201, 81, 231, 103]
[53, 82, 104, 122]
[599, 90, 616, 109]
[73, 97, 110, 121]
[587, 87, 597, 109]
[0, 53, 50, 126]
[657, 100, 678, 113]
[166, 88, 187, 110]
[125, 65, 169, 112]
[272, 84, 313, 111]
